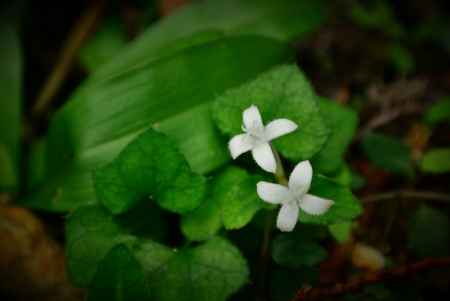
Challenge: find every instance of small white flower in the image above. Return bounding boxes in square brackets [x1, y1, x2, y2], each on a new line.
[228, 105, 298, 173]
[257, 161, 334, 232]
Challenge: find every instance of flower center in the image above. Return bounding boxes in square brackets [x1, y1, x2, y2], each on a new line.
[243, 121, 266, 144]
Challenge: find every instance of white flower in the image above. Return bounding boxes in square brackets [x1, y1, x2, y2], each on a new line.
[228, 105, 298, 173]
[257, 161, 334, 232]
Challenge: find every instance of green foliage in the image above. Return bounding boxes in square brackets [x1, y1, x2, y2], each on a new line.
[88, 244, 148, 301]
[181, 167, 262, 241]
[420, 148, 450, 174]
[0, 23, 21, 191]
[299, 176, 362, 225]
[329, 222, 353, 242]
[424, 97, 450, 126]
[95, 128, 206, 215]
[270, 268, 318, 301]
[408, 205, 450, 258]
[312, 97, 358, 174]
[389, 44, 415, 76]
[362, 133, 413, 176]
[79, 18, 127, 72]
[272, 225, 327, 268]
[213, 64, 329, 161]
[67, 205, 249, 301]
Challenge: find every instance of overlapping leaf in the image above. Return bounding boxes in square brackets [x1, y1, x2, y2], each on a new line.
[213, 64, 329, 162]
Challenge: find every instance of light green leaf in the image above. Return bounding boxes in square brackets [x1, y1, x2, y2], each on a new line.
[408, 205, 450, 258]
[67, 205, 249, 301]
[0, 23, 21, 191]
[213, 64, 329, 161]
[181, 167, 262, 241]
[25, 35, 292, 212]
[299, 176, 362, 225]
[88, 244, 148, 301]
[79, 18, 127, 72]
[420, 148, 450, 174]
[362, 132, 413, 176]
[95, 128, 206, 215]
[424, 97, 450, 126]
[312, 97, 358, 174]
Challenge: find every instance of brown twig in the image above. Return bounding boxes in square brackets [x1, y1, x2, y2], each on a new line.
[362, 190, 450, 204]
[292, 257, 450, 301]
[31, 0, 105, 120]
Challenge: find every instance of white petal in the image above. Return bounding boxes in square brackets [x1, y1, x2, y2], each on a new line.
[277, 203, 299, 232]
[288, 160, 313, 193]
[251, 143, 276, 173]
[228, 134, 253, 159]
[243, 105, 263, 130]
[264, 118, 298, 141]
[299, 194, 334, 215]
[257, 181, 290, 204]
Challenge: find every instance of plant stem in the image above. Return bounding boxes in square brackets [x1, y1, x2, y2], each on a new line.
[362, 190, 450, 204]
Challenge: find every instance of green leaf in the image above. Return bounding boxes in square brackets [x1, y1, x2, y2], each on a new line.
[181, 167, 262, 241]
[361, 132, 413, 176]
[408, 205, 450, 258]
[424, 97, 450, 126]
[299, 176, 362, 225]
[25, 35, 292, 212]
[95, 128, 206, 215]
[312, 97, 358, 174]
[329, 222, 353, 242]
[213, 64, 329, 161]
[88, 244, 148, 301]
[270, 268, 318, 301]
[67, 205, 249, 301]
[272, 226, 327, 268]
[79, 18, 127, 72]
[0, 23, 21, 191]
[420, 148, 450, 174]
[92, 0, 327, 81]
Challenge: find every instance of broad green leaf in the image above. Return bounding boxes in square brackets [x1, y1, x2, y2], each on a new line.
[361, 132, 413, 176]
[0, 24, 21, 191]
[424, 97, 450, 126]
[213, 64, 329, 161]
[420, 148, 450, 174]
[272, 226, 327, 268]
[181, 167, 262, 241]
[329, 222, 353, 242]
[92, 0, 327, 81]
[88, 244, 148, 301]
[299, 176, 362, 225]
[94, 128, 206, 215]
[67, 205, 248, 301]
[312, 97, 358, 174]
[25, 35, 292, 212]
[79, 18, 127, 72]
[408, 205, 450, 258]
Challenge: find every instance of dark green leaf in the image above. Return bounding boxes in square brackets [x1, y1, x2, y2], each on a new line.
[67, 205, 249, 301]
[329, 222, 352, 242]
[88, 244, 148, 301]
[420, 148, 450, 174]
[270, 268, 318, 301]
[95, 128, 206, 215]
[213, 64, 329, 161]
[0, 24, 21, 191]
[424, 97, 450, 126]
[181, 167, 262, 241]
[408, 205, 450, 258]
[312, 97, 358, 174]
[362, 133, 413, 176]
[299, 176, 362, 225]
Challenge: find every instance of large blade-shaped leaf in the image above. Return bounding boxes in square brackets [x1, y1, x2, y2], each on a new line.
[25, 36, 292, 212]
[0, 23, 21, 192]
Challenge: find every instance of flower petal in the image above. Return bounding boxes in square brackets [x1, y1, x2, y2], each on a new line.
[243, 105, 263, 130]
[228, 134, 253, 159]
[277, 202, 299, 232]
[257, 181, 290, 204]
[251, 143, 276, 173]
[288, 160, 313, 192]
[264, 118, 298, 141]
[299, 194, 334, 215]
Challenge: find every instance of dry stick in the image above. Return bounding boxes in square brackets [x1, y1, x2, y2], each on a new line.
[362, 190, 450, 204]
[291, 256, 450, 301]
[31, 0, 105, 119]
